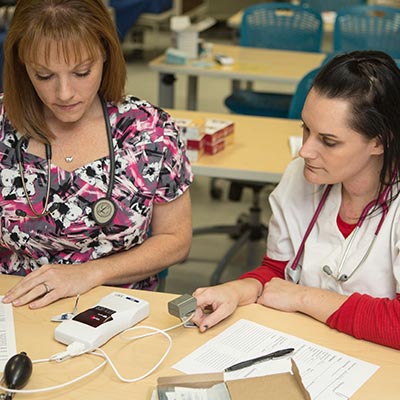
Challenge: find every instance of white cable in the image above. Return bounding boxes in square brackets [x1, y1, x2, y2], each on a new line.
[91, 325, 173, 382]
[0, 314, 193, 394]
[120, 313, 194, 341]
[0, 356, 107, 394]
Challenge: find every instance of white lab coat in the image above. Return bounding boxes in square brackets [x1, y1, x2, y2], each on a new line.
[267, 157, 400, 298]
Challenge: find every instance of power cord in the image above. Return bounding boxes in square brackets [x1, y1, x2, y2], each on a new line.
[0, 313, 194, 396]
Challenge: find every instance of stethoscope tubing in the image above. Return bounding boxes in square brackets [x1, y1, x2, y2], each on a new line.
[15, 97, 116, 221]
[289, 179, 392, 282]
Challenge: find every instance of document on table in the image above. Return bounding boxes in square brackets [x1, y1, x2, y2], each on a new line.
[0, 297, 17, 371]
[289, 135, 302, 157]
[173, 319, 379, 400]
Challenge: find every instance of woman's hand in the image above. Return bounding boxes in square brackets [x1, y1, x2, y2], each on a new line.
[257, 278, 305, 312]
[192, 284, 241, 332]
[257, 278, 348, 322]
[192, 278, 262, 332]
[2, 264, 97, 309]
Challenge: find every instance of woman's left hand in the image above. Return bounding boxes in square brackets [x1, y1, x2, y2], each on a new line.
[2, 264, 96, 309]
[257, 277, 348, 323]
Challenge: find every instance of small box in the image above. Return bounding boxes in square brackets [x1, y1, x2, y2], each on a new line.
[186, 148, 203, 162]
[168, 294, 197, 319]
[175, 118, 205, 140]
[204, 139, 225, 155]
[155, 360, 311, 400]
[186, 136, 204, 151]
[165, 47, 188, 65]
[204, 118, 234, 146]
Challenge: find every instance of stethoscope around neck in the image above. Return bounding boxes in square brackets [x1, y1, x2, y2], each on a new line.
[15, 98, 117, 226]
[286, 182, 391, 284]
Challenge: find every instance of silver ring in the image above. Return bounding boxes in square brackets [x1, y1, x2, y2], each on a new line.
[42, 282, 52, 294]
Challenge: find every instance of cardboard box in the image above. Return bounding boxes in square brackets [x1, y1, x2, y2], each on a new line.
[204, 139, 225, 155]
[175, 118, 205, 140]
[155, 360, 311, 400]
[204, 118, 235, 145]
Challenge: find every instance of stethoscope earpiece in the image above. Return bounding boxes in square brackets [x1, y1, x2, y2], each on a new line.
[322, 265, 333, 276]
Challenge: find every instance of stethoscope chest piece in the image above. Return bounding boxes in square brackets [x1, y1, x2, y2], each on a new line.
[91, 197, 117, 226]
[286, 263, 302, 283]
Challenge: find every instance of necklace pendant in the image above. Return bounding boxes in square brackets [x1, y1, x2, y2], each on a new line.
[65, 156, 73, 163]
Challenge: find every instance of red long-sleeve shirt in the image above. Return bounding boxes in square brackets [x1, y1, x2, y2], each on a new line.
[240, 215, 400, 350]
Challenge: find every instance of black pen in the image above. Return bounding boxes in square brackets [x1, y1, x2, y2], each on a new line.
[224, 348, 295, 372]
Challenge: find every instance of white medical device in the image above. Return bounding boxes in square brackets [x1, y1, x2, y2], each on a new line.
[54, 292, 150, 352]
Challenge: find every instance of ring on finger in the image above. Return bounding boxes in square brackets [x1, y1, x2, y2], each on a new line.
[42, 282, 52, 294]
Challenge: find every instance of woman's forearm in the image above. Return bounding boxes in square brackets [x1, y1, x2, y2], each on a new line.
[86, 231, 192, 287]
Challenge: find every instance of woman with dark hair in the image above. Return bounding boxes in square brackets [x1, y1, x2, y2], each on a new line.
[193, 51, 400, 350]
[0, 0, 193, 308]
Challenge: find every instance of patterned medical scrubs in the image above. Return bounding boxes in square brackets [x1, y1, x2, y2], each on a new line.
[0, 95, 193, 290]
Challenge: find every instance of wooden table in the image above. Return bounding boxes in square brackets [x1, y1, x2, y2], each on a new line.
[1, 275, 398, 399]
[149, 43, 325, 110]
[169, 109, 301, 183]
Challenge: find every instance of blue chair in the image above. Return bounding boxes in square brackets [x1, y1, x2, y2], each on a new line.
[300, 0, 365, 13]
[224, 3, 323, 118]
[287, 66, 320, 120]
[334, 5, 400, 59]
[110, 0, 172, 41]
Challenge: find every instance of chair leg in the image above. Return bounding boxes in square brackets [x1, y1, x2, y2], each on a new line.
[191, 185, 269, 285]
[157, 277, 166, 292]
[210, 229, 251, 286]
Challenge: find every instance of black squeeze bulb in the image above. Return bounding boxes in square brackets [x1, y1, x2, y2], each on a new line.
[3, 352, 33, 394]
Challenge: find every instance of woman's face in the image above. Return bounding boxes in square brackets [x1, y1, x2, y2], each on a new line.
[25, 41, 104, 125]
[299, 89, 383, 187]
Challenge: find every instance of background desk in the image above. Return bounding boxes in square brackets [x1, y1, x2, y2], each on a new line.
[168, 109, 301, 183]
[149, 44, 325, 110]
[1, 275, 399, 399]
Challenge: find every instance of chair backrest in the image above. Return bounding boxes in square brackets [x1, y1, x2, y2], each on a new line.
[240, 3, 323, 53]
[288, 67, 321, 120]
[300, 0, 365, 13]
[334, 5, 400, 59]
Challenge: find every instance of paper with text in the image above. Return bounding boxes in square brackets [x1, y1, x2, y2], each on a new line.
[0, 297, 16, 371]
[173, 319, 379, 400]
[289, 135, 302, 157]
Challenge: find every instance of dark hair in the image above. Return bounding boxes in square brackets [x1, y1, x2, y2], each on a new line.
[3, 0, 126, 142]
[313, 50, 400, 199]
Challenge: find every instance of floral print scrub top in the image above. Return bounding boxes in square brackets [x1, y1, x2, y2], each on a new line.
[0, 95, 193, 290]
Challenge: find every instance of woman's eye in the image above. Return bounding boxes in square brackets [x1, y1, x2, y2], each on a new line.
[36, 74, 52, 81]
[323, 139, 337, 147]
[75, 70, 91, 78]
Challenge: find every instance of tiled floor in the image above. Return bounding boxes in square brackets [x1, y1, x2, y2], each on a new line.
[123, 26, 272, 295]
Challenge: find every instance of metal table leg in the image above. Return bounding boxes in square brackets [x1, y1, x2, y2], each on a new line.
[187, 75, 198, 110]
[159, 73, 176, 108]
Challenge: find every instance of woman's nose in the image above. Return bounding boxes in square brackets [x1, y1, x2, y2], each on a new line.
[298, 136, 317, 159]
[56, 77, 74, 101]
